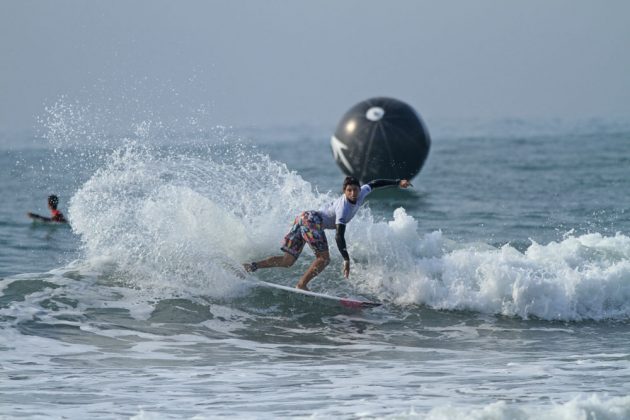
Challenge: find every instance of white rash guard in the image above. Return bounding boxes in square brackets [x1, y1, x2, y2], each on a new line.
[319, 184, 372, 229]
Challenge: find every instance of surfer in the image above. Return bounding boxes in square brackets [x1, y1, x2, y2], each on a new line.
[27, 195, 68, 223]
[244, 177, 411, 290]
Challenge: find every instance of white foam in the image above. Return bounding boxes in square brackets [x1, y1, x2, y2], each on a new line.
[348, 208, 630, 321]
[410, 394, 630, 420]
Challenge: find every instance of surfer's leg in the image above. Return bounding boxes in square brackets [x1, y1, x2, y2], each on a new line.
[296, 251, 330, 290]
[244, 215, 305, 273]
[248, 252, 296, 271]
[294, 211, 330, 290]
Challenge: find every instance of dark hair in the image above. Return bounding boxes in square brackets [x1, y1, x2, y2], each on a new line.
[342, 176, 360, 191]
[48, 195, 59, 209]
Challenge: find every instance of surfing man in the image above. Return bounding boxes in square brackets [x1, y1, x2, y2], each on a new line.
[27, 195, 68, 223]
[244, 176, 411, 290]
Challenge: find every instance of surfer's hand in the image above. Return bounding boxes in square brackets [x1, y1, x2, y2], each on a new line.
[399, 179, 412, 188]
[343, 260, 350, 278]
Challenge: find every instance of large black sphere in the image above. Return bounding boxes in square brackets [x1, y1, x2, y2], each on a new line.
[331, 97, 430, 183]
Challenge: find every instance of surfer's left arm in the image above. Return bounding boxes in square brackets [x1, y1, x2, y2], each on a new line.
[335, 223, 351, 279]
[27, 212, 52, 222]
[367, 179, 412, 190]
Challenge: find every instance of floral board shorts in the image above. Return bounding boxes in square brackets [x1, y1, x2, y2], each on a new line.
[281, 211, 329, 258]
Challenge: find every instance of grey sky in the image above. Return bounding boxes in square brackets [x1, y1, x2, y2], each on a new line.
[1, 0, 629, 132]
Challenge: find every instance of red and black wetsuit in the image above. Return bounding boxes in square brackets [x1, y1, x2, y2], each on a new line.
[50, 209, 67, 223]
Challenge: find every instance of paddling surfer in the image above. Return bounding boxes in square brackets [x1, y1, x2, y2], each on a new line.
[244, 176, 411, 290]
[27, 195, 68, 223]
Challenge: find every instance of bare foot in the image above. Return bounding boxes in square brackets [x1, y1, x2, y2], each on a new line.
[296, 283, 310, 292]
[243, 262, 258, 273]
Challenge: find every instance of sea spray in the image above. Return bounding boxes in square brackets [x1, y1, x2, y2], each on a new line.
[68, 141, 328, 298]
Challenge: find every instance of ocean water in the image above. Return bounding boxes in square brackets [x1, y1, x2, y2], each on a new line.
[1, 106, 630, 418]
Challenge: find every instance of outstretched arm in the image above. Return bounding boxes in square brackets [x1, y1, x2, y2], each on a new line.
[368, 179, 412, 190]
[27, 212, 67, 223]
[27, 212, 52, 222]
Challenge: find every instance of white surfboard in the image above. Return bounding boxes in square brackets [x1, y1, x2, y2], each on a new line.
[256, 280, 381, 309]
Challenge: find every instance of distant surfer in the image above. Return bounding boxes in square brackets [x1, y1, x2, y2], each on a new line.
[244, 177, 411, 290]
[27, 195, 67, 223]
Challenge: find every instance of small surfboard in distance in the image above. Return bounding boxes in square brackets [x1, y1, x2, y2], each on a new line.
[27, 212, 68, 224]
[257, 280, 381, 309]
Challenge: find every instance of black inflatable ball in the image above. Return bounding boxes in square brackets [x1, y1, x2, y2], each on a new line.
[331, 97, 430, 183]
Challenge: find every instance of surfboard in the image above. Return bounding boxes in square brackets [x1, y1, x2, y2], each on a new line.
[256, 280, 382, 309]
[27, 213, 68, 224]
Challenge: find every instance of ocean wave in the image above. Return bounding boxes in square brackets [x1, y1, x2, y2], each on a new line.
[351, 208, 630, 321]
[65, 142, 630, 321]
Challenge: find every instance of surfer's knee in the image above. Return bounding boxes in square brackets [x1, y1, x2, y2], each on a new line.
[316, 253, 330, 267]
[282, 253, 297, 267]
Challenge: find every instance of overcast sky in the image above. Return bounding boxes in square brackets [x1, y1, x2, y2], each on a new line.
[1, 0, 629, 132]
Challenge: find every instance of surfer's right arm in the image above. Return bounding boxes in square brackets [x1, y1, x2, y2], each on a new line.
[335, 223, 351, 278]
